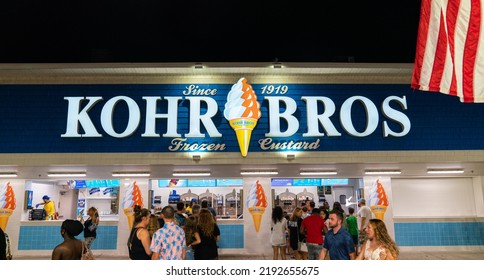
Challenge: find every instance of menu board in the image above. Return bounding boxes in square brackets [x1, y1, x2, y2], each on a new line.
[158, 179, 243, 188]
[69, 179, 121, 189]
[271, 178, 349, 187]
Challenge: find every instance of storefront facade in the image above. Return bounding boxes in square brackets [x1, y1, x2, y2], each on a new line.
[1, 63, 483, 257]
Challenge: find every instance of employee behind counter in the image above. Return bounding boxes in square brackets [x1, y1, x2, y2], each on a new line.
[36, 195, 57, 220]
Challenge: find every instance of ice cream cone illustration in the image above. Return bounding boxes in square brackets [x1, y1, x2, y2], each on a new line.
[0, 182, 16, 231]
[224, 78, 262, 157]
[368, 179, 389, 221]
[246, 180, 268, 232]
[122, 181, 144, 229]
[370, 205, 388, 220]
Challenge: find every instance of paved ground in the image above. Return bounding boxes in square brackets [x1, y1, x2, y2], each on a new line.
[14, 251, 484, 260]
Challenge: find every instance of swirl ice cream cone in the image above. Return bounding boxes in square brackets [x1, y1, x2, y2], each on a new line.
[122, 181, 144, 229]
[224, 78, 262, 157]
[0, 182, 16, 231]
[246, 180, 268, 232]
[368, 179, 389, 221]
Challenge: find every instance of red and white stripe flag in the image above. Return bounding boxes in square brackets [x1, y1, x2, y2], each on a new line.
[412, 0, 484, 103]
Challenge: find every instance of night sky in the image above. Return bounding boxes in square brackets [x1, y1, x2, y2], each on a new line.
[0, 1, 421, 63]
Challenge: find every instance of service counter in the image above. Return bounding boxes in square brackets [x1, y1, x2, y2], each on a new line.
[216, 218, 244, 250]
[18, 219, 119, 251]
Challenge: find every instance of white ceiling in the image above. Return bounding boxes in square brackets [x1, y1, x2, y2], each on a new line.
[4, 161, 483, 180]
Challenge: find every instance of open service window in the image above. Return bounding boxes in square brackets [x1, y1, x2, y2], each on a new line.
[150, 179, 244, 219]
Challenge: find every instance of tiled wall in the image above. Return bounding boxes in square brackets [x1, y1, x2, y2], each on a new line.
[395, 222, 484, 246]
[88, 226, 118, 250]
[218, 224, 244, 249]
[18, 225, 118, 250]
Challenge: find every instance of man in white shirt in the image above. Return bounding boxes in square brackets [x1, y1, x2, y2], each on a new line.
[357, 198, 373, 245]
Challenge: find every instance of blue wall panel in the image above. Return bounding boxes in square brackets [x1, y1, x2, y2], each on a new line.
[18, 225, 118, 250]
[395, 222, 484, 246]
[218, 224, 244, 249]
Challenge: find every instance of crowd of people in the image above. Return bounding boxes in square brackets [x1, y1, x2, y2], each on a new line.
[128, 200, 220, 260]
[271, 198, 399, 260]
[48, 200, 221, 260]
[43, 197, 397, 260]
[128, 201, 220, 260]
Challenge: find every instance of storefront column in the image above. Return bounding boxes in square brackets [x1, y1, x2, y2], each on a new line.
[473, 176, 484, 217]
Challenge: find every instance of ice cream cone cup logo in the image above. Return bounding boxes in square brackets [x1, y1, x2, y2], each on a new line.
[0, 182, 16, 231]
[122, 181, 144, 229]
[368, 179, 389, 221]
[224, 77, 262, 157]
[246, 180, 268, 232]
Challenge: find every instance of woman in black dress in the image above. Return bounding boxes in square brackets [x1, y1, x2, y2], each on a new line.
[81, 207, 99, 250]
[127, 206, 152, 260]
[194, 209, 220, 260]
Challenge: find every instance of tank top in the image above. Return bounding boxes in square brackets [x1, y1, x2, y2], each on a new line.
[84, 218, 97, 238]
[128, 227, 151, 260]
[363, 240, 385, 260]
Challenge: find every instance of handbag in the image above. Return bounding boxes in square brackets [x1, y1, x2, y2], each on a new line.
[297, 221, 308, 253]
[81, 241, 95, 260]
[298, 240, 308, 253]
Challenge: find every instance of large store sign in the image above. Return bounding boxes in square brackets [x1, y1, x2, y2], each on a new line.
[60, 78, 410, 157]
[0, 81, 482, 153]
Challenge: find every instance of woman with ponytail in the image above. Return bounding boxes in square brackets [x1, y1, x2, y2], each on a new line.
[127, 205, 152, 260]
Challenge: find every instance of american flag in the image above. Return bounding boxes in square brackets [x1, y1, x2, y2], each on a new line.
[412, 0, 484, 103]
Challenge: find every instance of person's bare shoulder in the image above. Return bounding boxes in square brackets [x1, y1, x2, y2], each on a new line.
[52, 243, 69, 260]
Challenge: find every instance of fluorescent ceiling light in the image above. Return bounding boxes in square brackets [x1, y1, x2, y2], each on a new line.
[365, 170, 402, 175]
[48, 172, 87, 177]
[0, 172, 18, 178]
[172, 171, 211, 177]
[300, 170, 338, 176]
[112, 172, 151, 177]
[272, 62, 282, 69]
[427, 169, 464, 174]
[240, 170, 279, 175]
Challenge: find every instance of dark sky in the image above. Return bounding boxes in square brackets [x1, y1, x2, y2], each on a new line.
[0, 1, 421, 63]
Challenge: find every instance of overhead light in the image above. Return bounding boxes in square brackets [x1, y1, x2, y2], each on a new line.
[427, 169, 464, 174]
[365, 170, 402, 175]
[286, 154, 296, 160]
[240, 170, 279, 175]
[172, 170, 211, 177]
[48, 172, 87, 178]
[112, 172, 151, 177]
[300, 170, 338, 176]
[0, 172, 18, 178]
[272, 62, 282, 69]
[194, 63, 204, 69]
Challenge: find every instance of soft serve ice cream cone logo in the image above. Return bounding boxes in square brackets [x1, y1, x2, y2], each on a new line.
[246, 180, 268, 232]
[224, 78, 262, 157]
[0, 182, 16, 231]
[368, 179, 389, 220]
[122, 181, 144, 229]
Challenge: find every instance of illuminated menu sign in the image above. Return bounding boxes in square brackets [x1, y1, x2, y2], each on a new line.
[271, 178, 349, 187]
[158, 179, 243, 188]
[68, 180, 121, 189]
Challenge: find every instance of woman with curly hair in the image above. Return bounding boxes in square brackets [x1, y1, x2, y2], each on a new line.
[194, 209, 220, 260]
[356, 219, 399, 260]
